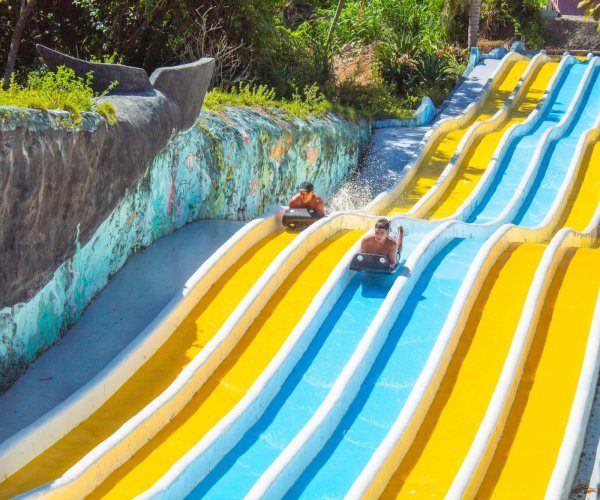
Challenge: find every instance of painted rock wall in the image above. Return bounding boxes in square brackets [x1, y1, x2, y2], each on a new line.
[0, 106, 369, 390]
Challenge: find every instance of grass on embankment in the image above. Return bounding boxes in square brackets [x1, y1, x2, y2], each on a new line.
[0, 66, 117, 125]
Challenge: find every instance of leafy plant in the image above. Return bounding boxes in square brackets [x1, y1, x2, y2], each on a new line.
[415, 53, 454, 87]
[203, 82, 335, 119]
[0, 65, 117, 124]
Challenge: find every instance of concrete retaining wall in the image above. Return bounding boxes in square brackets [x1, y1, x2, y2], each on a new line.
[0, 106, 369, 391]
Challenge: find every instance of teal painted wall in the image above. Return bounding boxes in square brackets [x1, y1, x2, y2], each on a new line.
[0, 106, 369, 387]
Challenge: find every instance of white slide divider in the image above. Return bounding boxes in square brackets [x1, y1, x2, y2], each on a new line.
[407, 51, 549, 218]
[135, 212, 390, 500]
[365, 51, 529, 215]
[247, 219, 506, 499]
[18, 211, 372, 499]
[0, 207, 284, 483]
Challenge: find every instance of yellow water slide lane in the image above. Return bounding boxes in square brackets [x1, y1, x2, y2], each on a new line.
[380, 243, 545, 498]
[476, 246, 600, 498]
[89, 229, 363, 499]
[558, 139, 600, 231]
[386, 59, 528, 213]
[0, 230, 296, 498]
[426, 61, 559, 219]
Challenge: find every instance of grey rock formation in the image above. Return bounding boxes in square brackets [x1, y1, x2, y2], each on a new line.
[0, 48, 214, 309]
[150, 58, 215, 131]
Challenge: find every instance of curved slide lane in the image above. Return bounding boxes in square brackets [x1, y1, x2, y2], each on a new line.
[282, 235, 486, 498]
[467, 58, 591, 224]
[513, 61, 600, 229]
[0, 225, 297, 497]
[384, 57, 528, 212]
[476, 245, 600, 498]
[87, 229, 363, 498]
[185, 226, 426, 499]
[379, 242, 545, 497]
[422, 60, 559, 219]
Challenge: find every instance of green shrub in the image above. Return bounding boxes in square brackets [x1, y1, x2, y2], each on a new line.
[328, 78, 415, 120]
[203, 82, 335, 119]
[0, 65, 117, 125]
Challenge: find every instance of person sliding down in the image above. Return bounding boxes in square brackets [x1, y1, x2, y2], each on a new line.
[360, 218, 404, 269]
[288, 181, 326, 217]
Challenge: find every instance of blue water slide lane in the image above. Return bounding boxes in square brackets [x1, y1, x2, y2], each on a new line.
[514, 61, 600, 227]
[186, 227, 427, 498]
[284, 237, 484, 499]
[467, 59, 588, 224]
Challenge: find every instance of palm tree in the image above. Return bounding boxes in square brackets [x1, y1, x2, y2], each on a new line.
[468, 0, 482, 48]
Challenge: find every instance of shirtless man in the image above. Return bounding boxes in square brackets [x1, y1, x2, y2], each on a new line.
[360, 218, 404, 267]
[288, 181, 326, 217]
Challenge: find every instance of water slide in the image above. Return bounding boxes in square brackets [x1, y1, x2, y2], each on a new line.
[0, 48, 528, 498]
[2, 49, 599, 499]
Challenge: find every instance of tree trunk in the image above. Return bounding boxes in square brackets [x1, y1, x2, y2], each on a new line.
[467, 0, 481, 49]
[3, 0, 36, 89]
[325, 0, 346, 54]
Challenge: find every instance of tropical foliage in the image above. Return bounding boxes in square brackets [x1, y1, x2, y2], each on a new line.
[0, 0, 550, 119]
[0, 65, 117, 123]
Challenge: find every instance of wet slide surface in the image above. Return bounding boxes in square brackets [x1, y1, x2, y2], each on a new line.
[388, 59, 527, 213]
[89, 230, 362, 498]
[515, 63, 600, 228]
[0, 230, 296, 497]
[558, 139, 600, 231]
[381, 243, 545, 497]
[288, 237, 484, 498]
[426, 61, 558, 220]
[467, 60, 587, 224]
[478, 247, 600, 498]
[189, 228, 424, 498]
